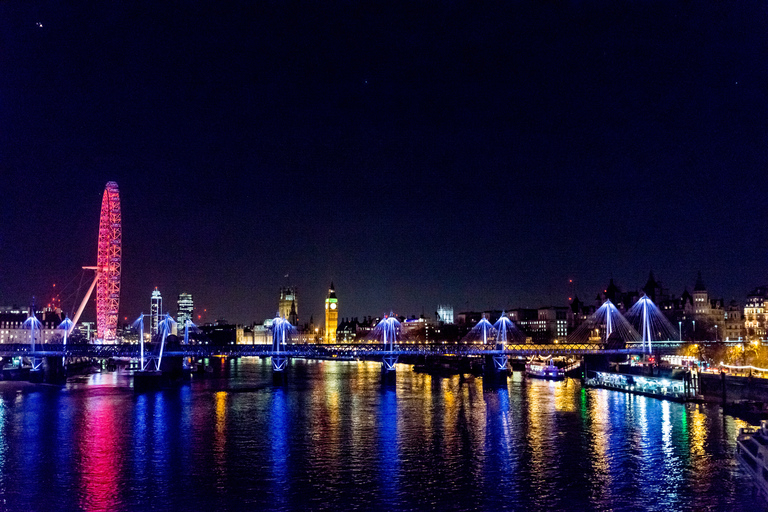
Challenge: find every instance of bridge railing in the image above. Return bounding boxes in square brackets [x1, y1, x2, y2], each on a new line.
[0, 340, 737, 359]
[0, 341, 670, 357]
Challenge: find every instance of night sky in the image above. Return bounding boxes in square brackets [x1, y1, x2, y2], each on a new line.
[2, 1, 767, 325]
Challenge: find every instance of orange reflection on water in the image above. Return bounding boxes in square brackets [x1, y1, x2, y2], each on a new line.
[586, 389, 613, 504]
[553, 379, 578, 412]
[214, 391, 228, 487]
[79, 397, 121, 512]
[688, 407, 707, 458]
[525, 379, 557, 491]
[349, 362, 378, 456]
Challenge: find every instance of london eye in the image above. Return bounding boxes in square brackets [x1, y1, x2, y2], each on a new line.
[96, 182, 121, 341]
[70, 182, 122, 342]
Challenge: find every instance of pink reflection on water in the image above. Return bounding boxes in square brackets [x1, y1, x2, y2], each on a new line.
[78, 395, 122, 511]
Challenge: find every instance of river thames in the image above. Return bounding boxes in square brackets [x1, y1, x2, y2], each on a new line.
[0, 359, 764, 511]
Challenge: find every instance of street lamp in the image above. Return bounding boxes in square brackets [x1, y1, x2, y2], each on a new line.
[692, 320, 696, 341]
[678, 321, 682, 341]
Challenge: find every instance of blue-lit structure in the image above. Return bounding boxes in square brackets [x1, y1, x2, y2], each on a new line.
[270, 315, 296, 372]
[57, 316, 74, 364]
[461, 316, 497, 345]
[182, 319, 197, 345]
[567, 299, 640, 345]
[22, 312, 43, 370]
[491, 313, 524, 371]
[625, 295, 679, 353]
[369, 313, 403, 374]
[132, 313, 151, 371]
[156, 314, 176, 371]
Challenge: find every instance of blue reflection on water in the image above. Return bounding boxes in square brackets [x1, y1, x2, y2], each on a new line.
[133, 392, 149, 500]
[270, 387, 288, 509]
[482, 384, 520, 510]
[379, 386, 398, 509]
[152, 391, 170, 501]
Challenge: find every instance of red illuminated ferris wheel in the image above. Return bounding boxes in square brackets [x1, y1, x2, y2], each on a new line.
[95, 182, 121, 341]
[68, 182, 122, 342]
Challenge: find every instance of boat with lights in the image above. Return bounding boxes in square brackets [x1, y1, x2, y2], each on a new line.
[525, 359, 564, 380]
[736, 420, 768, 500]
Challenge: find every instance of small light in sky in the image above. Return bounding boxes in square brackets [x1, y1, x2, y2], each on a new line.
[36, 22, 43, 28]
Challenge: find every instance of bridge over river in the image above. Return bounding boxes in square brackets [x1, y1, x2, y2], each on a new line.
[0, 340, 727, 359]
[0, 339, 738, 386]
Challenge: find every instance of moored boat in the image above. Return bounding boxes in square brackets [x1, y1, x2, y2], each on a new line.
[525, 359, 564, 380]
[736, 420, 768, 500]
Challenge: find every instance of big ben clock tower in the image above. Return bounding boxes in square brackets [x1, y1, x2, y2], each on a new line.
[325, 282, 338, 344]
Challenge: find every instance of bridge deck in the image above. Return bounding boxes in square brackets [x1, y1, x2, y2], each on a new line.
[0, 341, 717, 359]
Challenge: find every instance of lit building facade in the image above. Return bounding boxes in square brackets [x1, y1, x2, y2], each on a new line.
[437, 305, 454, 324]
[744, 286, 768, 339]
[324, 282, 338, 344]
[279, 287, 298, 323]
[0, 310, 65, 344]
[724, 300, 745, 341]
[507, 308, 568, 344]
[151, 288, 162, 335]
[177, 292, 193, 326]
[687, 273, 725, 340]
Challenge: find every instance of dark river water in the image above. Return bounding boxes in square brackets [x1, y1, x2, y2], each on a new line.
[0, 358, 764, 511]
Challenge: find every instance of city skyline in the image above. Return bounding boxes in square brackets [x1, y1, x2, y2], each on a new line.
[2, 251, 759, 329]
[2, 2, 767, 324]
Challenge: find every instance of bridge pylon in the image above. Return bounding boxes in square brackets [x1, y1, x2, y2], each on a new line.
[269, 316, 294, 382]
[381, 354, 398, 383]
[369, 314, 402, 384]
[483, 352, 508, 386]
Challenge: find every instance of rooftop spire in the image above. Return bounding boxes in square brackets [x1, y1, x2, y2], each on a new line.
[693, 271, 706, 292]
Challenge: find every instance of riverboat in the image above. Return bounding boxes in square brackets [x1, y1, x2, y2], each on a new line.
[736, 420, 768, 500]
[525, 359, 564, 380]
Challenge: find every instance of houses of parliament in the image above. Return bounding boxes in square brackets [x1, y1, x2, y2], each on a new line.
[276, 283, 338, 343]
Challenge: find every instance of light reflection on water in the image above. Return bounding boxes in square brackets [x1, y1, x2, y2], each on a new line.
[0, 359, 763, 511]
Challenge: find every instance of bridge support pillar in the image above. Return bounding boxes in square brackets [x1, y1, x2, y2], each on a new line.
[42, 356, 66, 384]
[483, 354, 508, 386]
[28, 368, 44, 383]
[272, 355, 288, 384]
[381, 355, 398, 384]
[492, 355, 508, 372]
[134, 356, 189, 392]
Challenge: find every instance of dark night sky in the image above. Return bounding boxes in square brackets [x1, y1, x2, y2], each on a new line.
[1, 1, 768, 325]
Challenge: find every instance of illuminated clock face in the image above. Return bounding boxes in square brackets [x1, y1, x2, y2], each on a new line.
[330, 303, 337, 310]
[325, 303, 329, 309]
